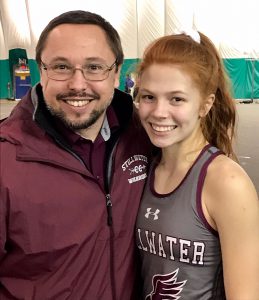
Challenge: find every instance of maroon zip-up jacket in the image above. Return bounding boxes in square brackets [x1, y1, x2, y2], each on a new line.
[0, 84, 151, 300]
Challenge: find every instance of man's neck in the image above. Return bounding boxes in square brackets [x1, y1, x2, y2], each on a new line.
[76, 113, 106, 142]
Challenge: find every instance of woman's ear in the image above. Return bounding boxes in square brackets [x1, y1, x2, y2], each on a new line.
[199, 94, 215, 117]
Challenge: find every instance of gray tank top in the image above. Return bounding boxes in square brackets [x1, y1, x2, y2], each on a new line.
[136, 145, 225, 299]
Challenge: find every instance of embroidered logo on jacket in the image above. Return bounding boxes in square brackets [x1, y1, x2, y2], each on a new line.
[146, 269, 186, 300]
[121, 154, 148, 184]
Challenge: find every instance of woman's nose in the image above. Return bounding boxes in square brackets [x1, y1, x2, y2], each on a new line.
[152, 100, 170, 118]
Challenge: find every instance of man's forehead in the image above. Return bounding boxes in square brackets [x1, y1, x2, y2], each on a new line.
[49, 23, 106, 38]
[42, 24, 115, 62]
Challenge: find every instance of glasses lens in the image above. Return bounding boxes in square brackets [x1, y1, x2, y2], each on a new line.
[82, 63, 108, 81]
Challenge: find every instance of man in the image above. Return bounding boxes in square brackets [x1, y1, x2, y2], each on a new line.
[124, 74, 134, 94]
[0, 11, 151, 300]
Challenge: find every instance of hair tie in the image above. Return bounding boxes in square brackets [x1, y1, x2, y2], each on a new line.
[175, 28, 200, 44]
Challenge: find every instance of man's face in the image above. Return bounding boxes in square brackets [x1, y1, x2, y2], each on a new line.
[40, 24, 120, 140]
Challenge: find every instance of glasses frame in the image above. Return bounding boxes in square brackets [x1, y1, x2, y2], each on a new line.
[40, 60, 117, 82]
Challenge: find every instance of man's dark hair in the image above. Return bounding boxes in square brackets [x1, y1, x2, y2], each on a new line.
[35, 10, 124, 69]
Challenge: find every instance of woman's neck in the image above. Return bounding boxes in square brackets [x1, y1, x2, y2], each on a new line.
[160, 137, 208, 169]
[154, 138, 208, 194]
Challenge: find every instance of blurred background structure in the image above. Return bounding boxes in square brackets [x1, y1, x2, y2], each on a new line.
[0, 0, 259, 101]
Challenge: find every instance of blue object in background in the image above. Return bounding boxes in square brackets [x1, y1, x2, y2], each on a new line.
[15, 70, 31, 100]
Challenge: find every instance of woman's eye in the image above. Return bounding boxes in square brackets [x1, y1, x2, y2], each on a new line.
[141, 95, 154, 101]
[171, 97, 183, 104]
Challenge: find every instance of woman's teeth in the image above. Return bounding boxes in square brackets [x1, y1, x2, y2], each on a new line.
[152, 124, 177, 132]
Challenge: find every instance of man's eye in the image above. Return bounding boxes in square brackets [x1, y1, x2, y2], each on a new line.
[86, 64, 104, 72]
[52, 64, 71, 71]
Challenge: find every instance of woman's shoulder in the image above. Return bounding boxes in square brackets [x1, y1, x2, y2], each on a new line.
[208, 154, 254, 188]
[204, 153, 258, 207]
[202, 153, 258, 232]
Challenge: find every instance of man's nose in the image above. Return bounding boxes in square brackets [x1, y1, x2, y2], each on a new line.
[67, 68, 88, 89]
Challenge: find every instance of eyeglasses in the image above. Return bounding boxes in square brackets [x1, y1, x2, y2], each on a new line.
[40, 60, 117, 81]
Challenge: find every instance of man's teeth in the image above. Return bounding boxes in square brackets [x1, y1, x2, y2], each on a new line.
[66, 100, 90, 107]
[152, 124, 177, 132]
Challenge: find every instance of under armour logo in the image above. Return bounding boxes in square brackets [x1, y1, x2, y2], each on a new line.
[145, 208, 160, 220]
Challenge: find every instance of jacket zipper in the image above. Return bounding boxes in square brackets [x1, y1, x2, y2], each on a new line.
[106, 194, 113, 226]
[106, 193, 116, 300]
[56, 133, 118, 299]
[105, 139, 119, 300]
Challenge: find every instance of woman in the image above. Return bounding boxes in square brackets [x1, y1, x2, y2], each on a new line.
[135, 31, 259, 299]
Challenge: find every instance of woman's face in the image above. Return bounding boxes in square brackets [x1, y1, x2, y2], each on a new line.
[138, 63, 211, 150]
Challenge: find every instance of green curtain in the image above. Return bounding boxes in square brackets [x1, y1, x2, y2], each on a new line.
[223, 58, 259, 99]
[28, 59, 40, 86]
[119, 58, 140, 91]
[0, 59, 12, 99]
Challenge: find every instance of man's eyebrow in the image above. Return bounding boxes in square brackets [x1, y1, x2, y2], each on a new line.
[83, 57, 113, 64]
[46, 57, 70, 63]
[46, 57, 108, 64]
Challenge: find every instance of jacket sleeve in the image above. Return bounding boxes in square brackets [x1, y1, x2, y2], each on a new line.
[0, 187, 8, 261]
